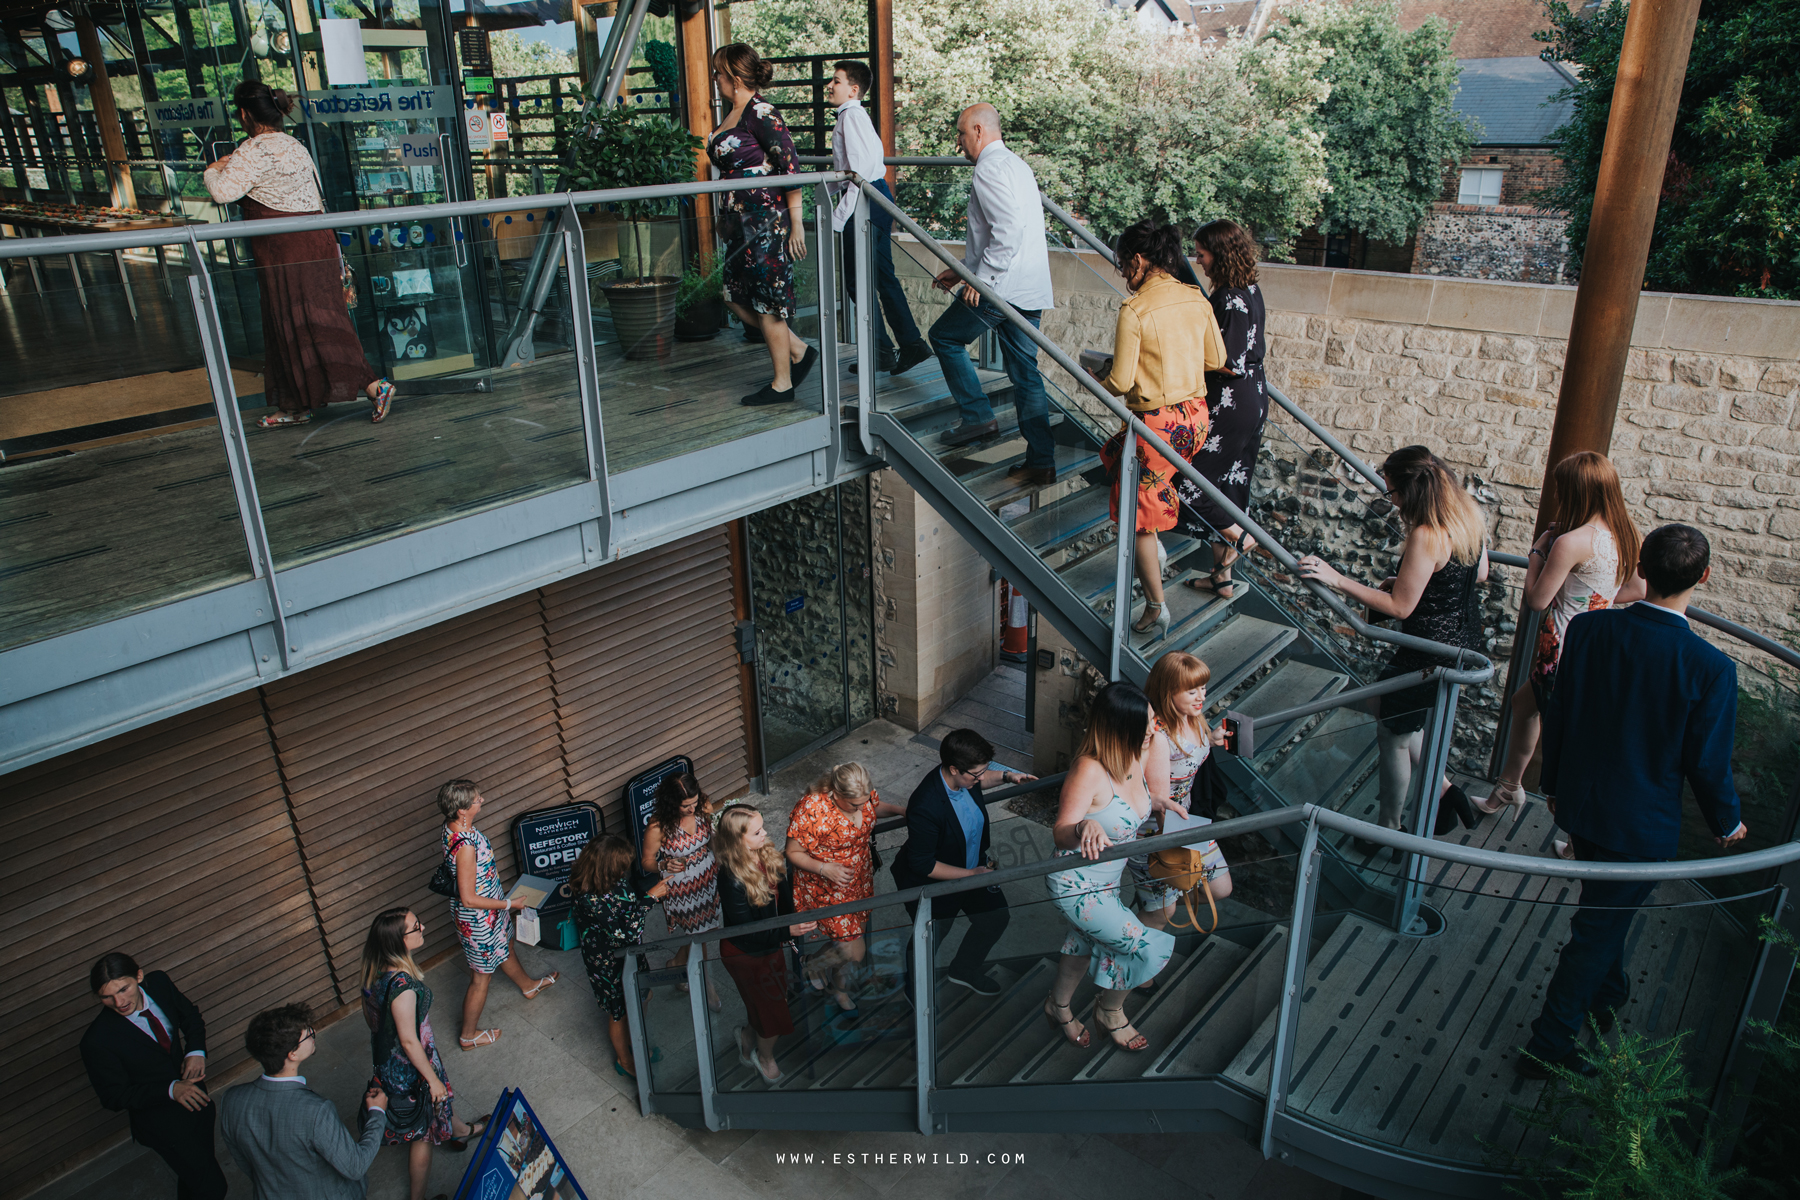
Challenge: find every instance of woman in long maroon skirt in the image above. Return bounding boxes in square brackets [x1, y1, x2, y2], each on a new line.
[204, 80, 394, 429]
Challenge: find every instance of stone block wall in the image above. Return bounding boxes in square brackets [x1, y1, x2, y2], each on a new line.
[1410, 204, 1571, 284]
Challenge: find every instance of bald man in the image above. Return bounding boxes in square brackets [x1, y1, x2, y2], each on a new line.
[931, 103, 1057, 485]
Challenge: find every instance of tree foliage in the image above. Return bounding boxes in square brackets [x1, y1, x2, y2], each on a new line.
[1265, 0, 1472, 244]
[1540, 0, 1800, 299]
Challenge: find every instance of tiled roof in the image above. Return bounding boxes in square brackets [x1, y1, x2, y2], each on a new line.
[1397, 0, 1550, 59]
[1454, 56, 1577, 146]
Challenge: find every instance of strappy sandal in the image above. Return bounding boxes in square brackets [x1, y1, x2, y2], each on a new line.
[256, 411, 310, 428]
[447, 1113, 492, 1149]
[1094, 1002, 1149, 1052]
[523, 971, 560, 999]
[1185, 568, 1236, 599]
[459, 1028, 501, 1050]
[369, 378, 396, 423]
[1043, 994, 1090, 1048]
[1477, 779, 1528, 815]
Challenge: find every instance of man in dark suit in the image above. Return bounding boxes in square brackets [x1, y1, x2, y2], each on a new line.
[219, 1004, 388, 1200]
[1521, 524, 1747, 1077]
[893, 728, 1035, 996]
[79, 952, 228, 1200]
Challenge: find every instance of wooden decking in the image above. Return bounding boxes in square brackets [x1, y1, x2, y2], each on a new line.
[1220, 797, 1756, 1165]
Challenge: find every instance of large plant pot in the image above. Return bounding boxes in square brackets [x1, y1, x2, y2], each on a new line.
[602, 276, 679, 361]
[675, 294, 725, 342]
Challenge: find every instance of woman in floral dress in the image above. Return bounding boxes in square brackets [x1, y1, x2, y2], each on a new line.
[784, 762, 905, 1012]
[1094, 219, 1223, 642]
[361, 907, 488, 1200]
[1133, 652, 1232, 939]
[571, 835, 669, 1081]
[708, 43, 818, 407]
[640, 771, 722, 1010]
[438, 779, 558, 1051]
[1044, 681, 1174, 1053]
[1179, 219, 1270, 600]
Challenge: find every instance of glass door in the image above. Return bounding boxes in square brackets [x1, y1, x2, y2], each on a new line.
[746, 480, 876, 773]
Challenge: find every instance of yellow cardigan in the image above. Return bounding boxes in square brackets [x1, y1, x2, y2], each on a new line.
[1100, 272, 1226, 412]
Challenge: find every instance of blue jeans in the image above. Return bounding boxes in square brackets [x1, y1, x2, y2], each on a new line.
[929, 296, 1055, 470]
[1524, 832, 1657, 1062]
[840, 179, 921, 356]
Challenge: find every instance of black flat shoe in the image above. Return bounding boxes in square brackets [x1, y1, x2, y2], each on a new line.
[791, 345, 820, 388]
[741, 384, 797, 407]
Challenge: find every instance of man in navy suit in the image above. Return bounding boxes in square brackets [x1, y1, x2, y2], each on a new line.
[1520, 524, 1747, 1077]
[80, 952, 228, 1199]
[893, 729, 1035, 995]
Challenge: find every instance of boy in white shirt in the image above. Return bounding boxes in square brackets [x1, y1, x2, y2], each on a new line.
[825, 60, 930, 376]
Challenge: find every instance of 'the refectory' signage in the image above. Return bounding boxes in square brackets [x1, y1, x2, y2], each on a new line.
[146, 95, 228, 130]
[298, 86, 458, 123]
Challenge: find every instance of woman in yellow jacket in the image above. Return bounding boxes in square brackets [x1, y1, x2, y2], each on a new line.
[1095, 221, 1226, 639]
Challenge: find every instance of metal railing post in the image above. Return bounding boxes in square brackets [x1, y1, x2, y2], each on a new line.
[184, 256, 294, 670]
[1109, 426, 1138, 681]
[562, 199, 613, 559]
[621, 953, 655, 1116]
[854, 186, 876, 456]
[912, 895, 934, 1135]
[1396, 678, 1460, 934]
[814, 192, 842, 478]
[686, 950, 721, 1131]
[1262, 813, 1322, 1158]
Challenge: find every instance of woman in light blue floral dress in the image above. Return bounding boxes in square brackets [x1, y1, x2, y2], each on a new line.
[1043, 681, 1175, 1053]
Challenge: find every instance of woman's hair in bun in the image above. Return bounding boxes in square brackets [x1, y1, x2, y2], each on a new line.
[232, 79, 294, 128]
[1114, 219, 1186, 280]
[713, 43, 775, 91]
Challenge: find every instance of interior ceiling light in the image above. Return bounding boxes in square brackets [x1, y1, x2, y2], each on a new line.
[67, 55, 90, 77]
[272, 29, 290, 52]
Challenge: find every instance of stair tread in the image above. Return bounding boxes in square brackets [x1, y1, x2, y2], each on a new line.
[1144, 926, 1289, 1079]
[1056, 534, 1204, 602]
[956, 969, 1102, 1086]
[1078, 937, 1253, 1081]
[1233, 660, 1353, 764]
[964, 443, 1100, 505]
[1258, 707, 1378, 808]
[1007, 485, 1112, 551]
[1011, 951, 1195, 1085]
[1114, 568, 1239, 655]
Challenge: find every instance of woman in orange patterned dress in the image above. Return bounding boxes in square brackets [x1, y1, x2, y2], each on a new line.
[784, 763, 906, 1012]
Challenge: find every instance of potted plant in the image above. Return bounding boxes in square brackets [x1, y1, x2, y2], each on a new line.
[559, 104, 702, 360]
[674, 258, 725, 341]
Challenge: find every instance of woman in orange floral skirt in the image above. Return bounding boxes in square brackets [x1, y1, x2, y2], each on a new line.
[784, 763, 905, 1012]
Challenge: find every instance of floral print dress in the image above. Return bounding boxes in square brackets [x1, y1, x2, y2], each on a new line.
[573, 882, 658, 1021]
[1129, 722, 1227, 912]
[786, 790, 880, 942]
[444, 827, 511, 974]
[1529, 524, 1621, 705]
[1047, 784, 1175, 990]
[709, 96, 803, 320]
[364, 970, 454, 1145]
[1177, 283, 1268, 538]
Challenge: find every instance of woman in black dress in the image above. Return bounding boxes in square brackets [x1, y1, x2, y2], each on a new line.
[709, 43, 818, 407]
[714, 805, 817, 1084]
[570, 835, 669, 1081]
[1298, 446, 1487, 846]
[1178, 219, 1268, 598]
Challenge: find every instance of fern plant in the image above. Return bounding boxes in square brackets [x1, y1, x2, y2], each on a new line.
[1495, 1027, 1745, 1200]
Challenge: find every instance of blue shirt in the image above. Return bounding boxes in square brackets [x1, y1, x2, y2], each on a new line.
[939, 764, 1003, 869]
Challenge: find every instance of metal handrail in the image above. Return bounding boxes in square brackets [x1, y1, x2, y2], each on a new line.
[0, 171, 854, 260]
[853, 177, 1494, 676]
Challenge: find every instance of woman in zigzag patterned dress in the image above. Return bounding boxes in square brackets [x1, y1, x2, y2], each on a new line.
[642, 771, 724, 1009]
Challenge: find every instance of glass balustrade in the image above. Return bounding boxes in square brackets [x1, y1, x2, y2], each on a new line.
[0, 239, 254, 650]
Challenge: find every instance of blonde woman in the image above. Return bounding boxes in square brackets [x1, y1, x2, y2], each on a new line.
[715, 807, 817, 1083]
[1300, 446, 1490, 844]
[784, 763, 906, 1012]
[1045, 681, 1177, 1053]
[1135, 652, 1233, 937]
[360, 908, 486, 1200]
[1481, 451, 1645, 817]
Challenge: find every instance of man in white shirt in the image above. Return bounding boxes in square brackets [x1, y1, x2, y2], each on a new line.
[931, 103, 1058, 484]
[825, 60, 930, 376]
[220, 1004, 390, 1200]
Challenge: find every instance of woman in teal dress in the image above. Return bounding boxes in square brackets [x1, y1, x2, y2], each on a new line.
[1044, 681, 1175, 1053]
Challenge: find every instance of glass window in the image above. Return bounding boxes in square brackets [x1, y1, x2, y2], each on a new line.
[1457, 167, 1504, 206]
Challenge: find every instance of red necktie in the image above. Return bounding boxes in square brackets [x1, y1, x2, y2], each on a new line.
[144, 1009, 172, 1052]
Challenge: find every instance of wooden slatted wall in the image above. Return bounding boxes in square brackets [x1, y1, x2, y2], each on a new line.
[547, 528, 749, 831]
[262, 592, 567, 996]
[2, 526, 751, 1196]
[0, 696, 336, 1188]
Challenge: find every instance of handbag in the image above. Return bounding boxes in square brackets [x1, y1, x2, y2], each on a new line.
[376, 1075, 432, 1139]
[305, 158, 358, 310]
[1147, 818, 1227, 934]
[428, 858, 456, 897]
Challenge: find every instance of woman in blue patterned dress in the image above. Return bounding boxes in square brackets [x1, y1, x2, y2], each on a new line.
[708, 43, 819, 408]
[437, 779, 559, 1052]
[361, 907, 489, 1200]
[1178, 219, 1269, 600]
[1044, 681, 1176, 1053]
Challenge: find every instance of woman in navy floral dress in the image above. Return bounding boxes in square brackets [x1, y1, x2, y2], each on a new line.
[571, 835, 669, 1081]
[1178, 219, 1269, 600]
[709, 44, 818, 407]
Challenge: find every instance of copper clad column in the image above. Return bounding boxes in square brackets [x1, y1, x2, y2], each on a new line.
[676, 0, 717, 259]
[868, 0, 897, 188]
[1534, 0, 1703, 531]
[73, 15, 136, 208]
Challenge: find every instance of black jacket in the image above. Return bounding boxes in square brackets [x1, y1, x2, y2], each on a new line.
[719, 869, 796, 956]
[892, 767, 990, 890]
[80, 970, 208, 1142]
